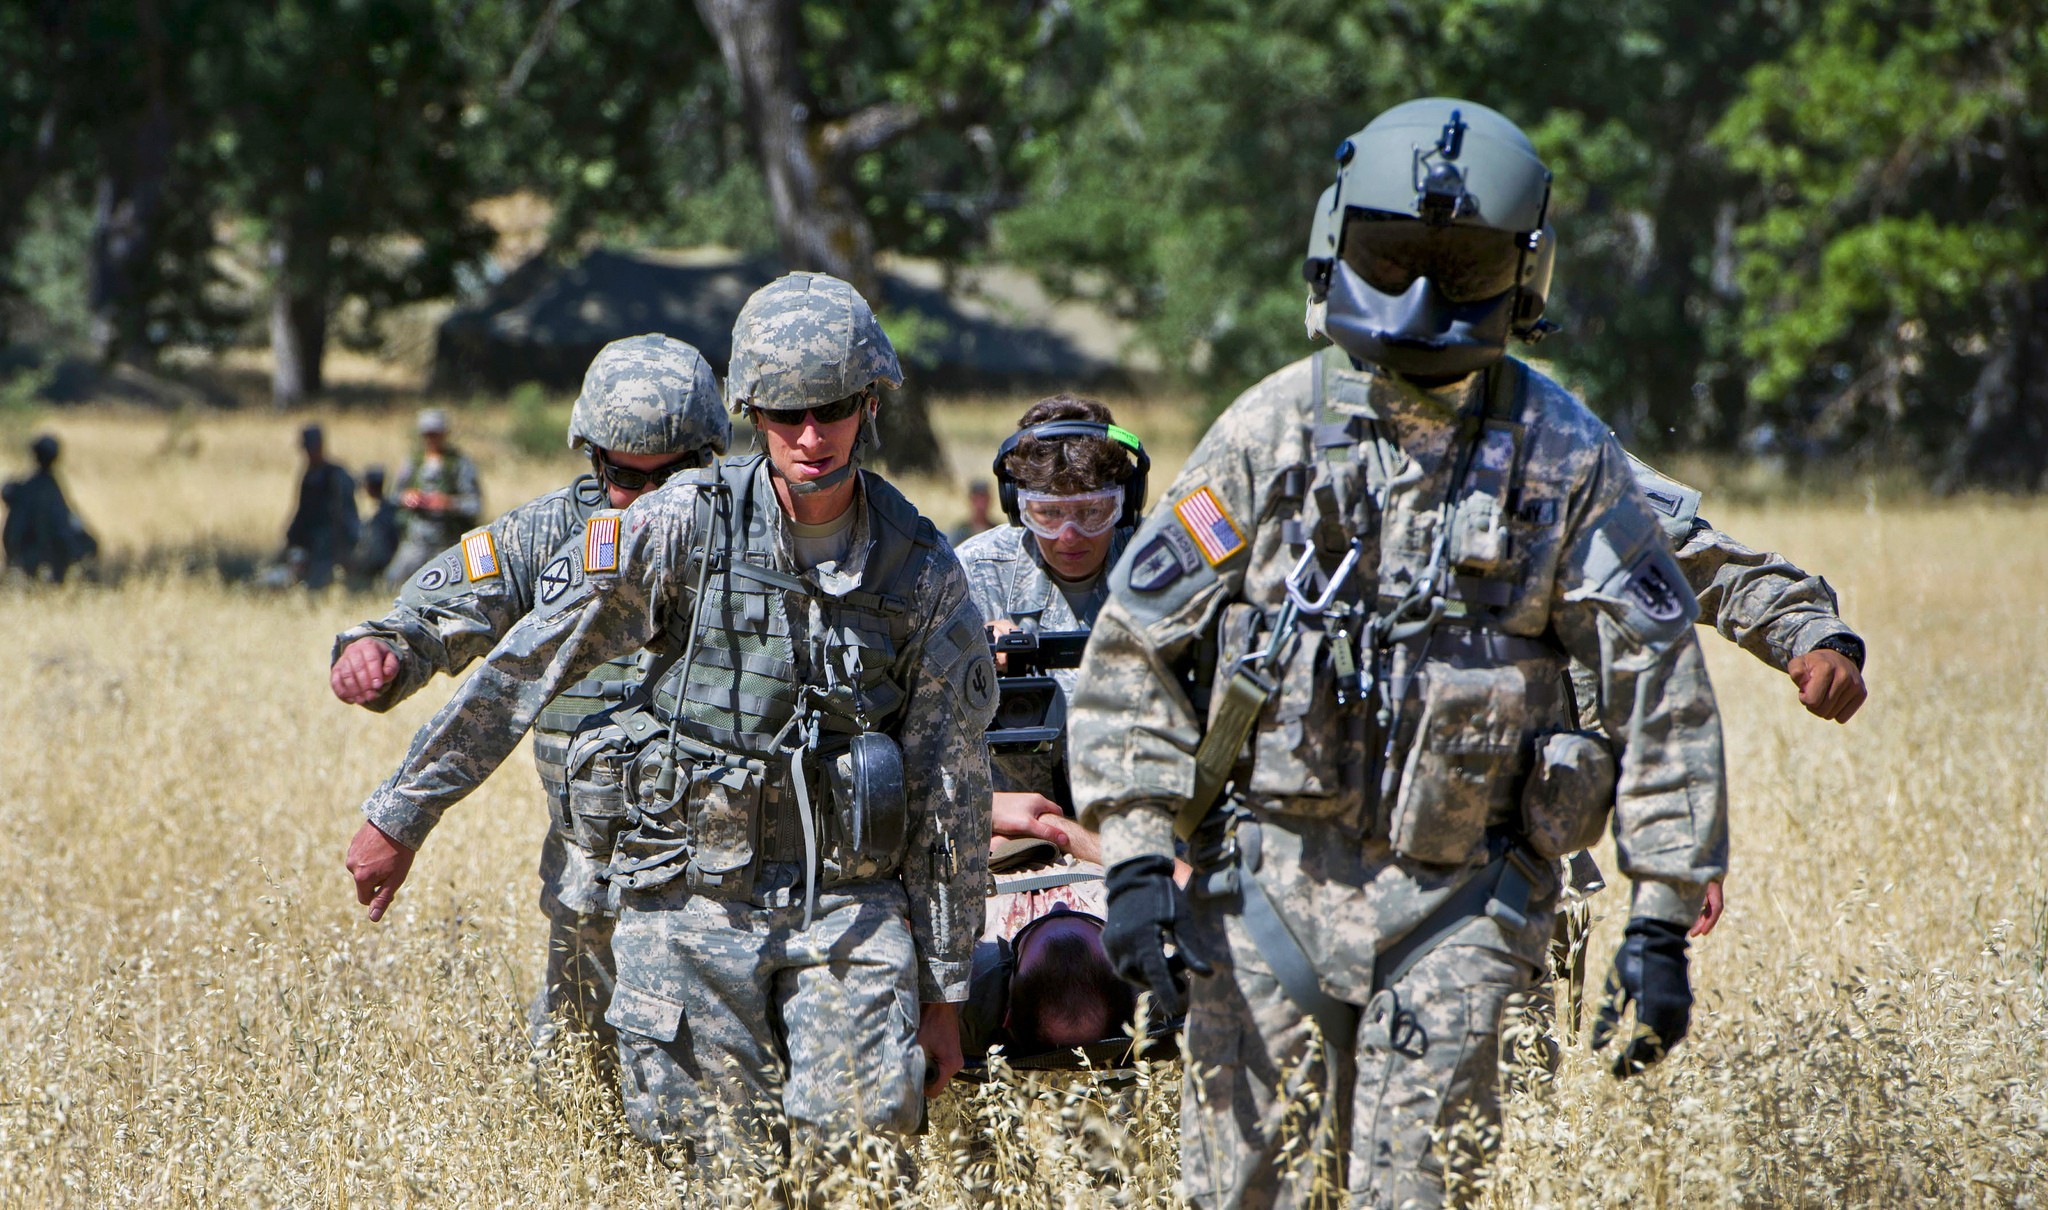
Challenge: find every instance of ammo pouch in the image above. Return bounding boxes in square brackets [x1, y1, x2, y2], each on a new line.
[1388, 664, 1529, 866]
[1518, 731, 1616, 859]
[558, 727, 634, 862]
[609, 744, 765, 899]
[824, 731, 908, 872]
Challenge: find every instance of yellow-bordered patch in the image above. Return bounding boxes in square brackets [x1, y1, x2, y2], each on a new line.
[584, 514, 621, 573]
[1174, 486, 1244, 566]
[461, 528, 500, 582]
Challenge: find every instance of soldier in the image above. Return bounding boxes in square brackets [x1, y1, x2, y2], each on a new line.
[329, 334, 728, 1067]
[1067, 98, 1728, 1207]
[947, 479, 996, 547]
[385, 408, 482, 583]
[341, 273, 995, 1183]
[282, 424, 359, 589]
[352, 464, 401, 581]
[3, 434, 97, 583]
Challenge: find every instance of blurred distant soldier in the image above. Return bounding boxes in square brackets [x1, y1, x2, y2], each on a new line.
[1069, 98, 1729, 1207]
[3, 434, 97, 583]
[341, 274, 994, 1181]
[352, 464, 401, 580]
[281, 424, 359, 590]
[948, 479, 995, 546]
[330, 335, 728, 1068]
[385, 408, 481, 583]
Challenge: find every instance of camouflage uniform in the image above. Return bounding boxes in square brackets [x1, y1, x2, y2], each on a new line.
[336, 473, 634, 1055]
[385, 446, 482, 583]
[358, 449, 995, 1160]
[956, 522, 1128, 803]
[1068, 349, 1728, 1208]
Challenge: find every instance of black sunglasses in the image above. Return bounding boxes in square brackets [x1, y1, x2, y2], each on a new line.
[752, 392, 868, 428]
[589, 449, 701, 491]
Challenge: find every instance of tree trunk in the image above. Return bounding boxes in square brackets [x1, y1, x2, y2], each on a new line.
[692, 0, 943, 472]
[88, 8, 176, 367]
[269, 223, 330, 407]
[1947, 278, 2048, 492]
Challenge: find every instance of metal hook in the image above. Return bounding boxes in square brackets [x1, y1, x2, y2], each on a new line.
[1284, 540, 1361, 616]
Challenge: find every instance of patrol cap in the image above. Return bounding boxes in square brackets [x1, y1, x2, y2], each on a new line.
[567, 333, 729, 456]
[416, 408, 449, 435]
[726, 272, 903, 415]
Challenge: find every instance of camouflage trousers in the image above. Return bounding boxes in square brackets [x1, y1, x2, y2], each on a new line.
[604, 869, 927, 1169]
[1179, 850, 1549, 1208]
[529, 828, 618, 1062]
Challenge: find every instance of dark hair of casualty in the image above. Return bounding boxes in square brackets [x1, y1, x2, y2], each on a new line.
[1007, 928, 1138, 1054]
[1003, 395, 1130, 496]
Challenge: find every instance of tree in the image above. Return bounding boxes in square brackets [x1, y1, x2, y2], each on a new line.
[1713, 0, 2048, 488]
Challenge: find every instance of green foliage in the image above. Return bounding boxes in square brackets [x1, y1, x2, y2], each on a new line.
[507, 381, 569, 459]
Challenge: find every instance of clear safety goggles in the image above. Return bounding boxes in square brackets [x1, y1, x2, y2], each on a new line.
[1017, 486, 1124, 540]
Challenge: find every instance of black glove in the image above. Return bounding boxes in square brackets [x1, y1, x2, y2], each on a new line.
[1591, 916, 1693, 1077]
[1101, 855, 1212, 1019]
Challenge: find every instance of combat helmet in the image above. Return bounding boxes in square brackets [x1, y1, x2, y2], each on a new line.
[727, 272, 902, 493]
[1303, 97, 1557, 381]
[567, 333, 729, 458]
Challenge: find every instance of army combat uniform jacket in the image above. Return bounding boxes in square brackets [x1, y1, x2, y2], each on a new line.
[1071, 348, 1728, 977]
[359, 457, 995, 1005]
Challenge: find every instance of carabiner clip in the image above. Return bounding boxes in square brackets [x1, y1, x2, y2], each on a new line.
[1284, 539, 1361, 616]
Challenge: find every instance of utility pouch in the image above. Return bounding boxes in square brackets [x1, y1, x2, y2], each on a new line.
[1518, 731, 1616, 859]
[826, 732, 909, 876]
[681, 760, 763, 899]
[1389, 664, 1529, 866]
[1243, 624, 1350, 814]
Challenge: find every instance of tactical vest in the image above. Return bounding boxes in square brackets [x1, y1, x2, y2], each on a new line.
[608, 456, 942, 902]
[1198, 348, 1602, 868]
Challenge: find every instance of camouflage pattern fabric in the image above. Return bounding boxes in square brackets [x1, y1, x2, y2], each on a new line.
[336, 474, 634, 1049]
[955, 522, 1128, 799]
[568, 333, 729, 456]
[607, 877, 924, 1165]
[2, 469, 96, 582]
[1067, 351, 1728, 1207]
[725, 273, 904, 411]
[386, 448, 481, 582]
[356, 462, 994, 1151]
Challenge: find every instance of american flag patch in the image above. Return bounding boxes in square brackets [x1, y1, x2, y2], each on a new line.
[584, 514, 621, 573]
[460, 529, 500, 582]
[1174, 486, 1245, 566]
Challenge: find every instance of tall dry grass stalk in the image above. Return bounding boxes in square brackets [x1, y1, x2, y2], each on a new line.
[0, 403, 2041, 1205]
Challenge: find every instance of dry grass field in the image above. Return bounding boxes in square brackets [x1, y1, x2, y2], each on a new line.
[0, 396, 2043, 1206]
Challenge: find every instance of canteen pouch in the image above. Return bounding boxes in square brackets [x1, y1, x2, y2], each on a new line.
[1518, 730, 1616, 859]
[681, 760, 763, 899]
[1389, 664, 1528, 865]
[826, 731, 909, 877]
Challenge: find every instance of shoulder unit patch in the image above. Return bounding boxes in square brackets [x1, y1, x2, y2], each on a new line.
[461, 528, 500, 582]
[584, 513, 621, 573]
[1174, 486, 1245, 566]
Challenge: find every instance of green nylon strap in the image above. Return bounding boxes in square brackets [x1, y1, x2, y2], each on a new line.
[1176, 664, 1276, 841]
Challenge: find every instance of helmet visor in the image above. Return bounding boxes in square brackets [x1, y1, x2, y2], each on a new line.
[1341, 212, 1522, 304]
[1017, 486, 1124, 540]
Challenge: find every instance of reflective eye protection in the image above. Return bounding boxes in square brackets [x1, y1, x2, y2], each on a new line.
[1017, 486, 1124, 540]
[589, 449, 702, 491]
[751, 392, 868, 428]
[1341, 213, 1523, 304]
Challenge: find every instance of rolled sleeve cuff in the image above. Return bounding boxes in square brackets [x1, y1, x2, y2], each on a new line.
[1630, 878, 1707, 927]
[362, 784, 437, 851]
[1098, 801, 1178, 868]
[920, 960, 973, 1005]
[1793, 622, 1863, 666]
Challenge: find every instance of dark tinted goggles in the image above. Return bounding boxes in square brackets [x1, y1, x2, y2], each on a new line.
[1341, 212, 1522, 304]
[753, 392, 867, 428]
[590, 449, 702, 491]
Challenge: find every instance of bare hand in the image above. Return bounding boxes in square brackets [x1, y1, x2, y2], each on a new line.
[1788, 648, 1866, 722]
[919, 1002, 965, 1096]
[399, 488, 426, 510]
[992, 791, 1070, 846]
[345, 821, 415, 922]
[1688, 879, 1725, 939]
[986, 619, 1018, 671]
[1040, 815, 1105, 866]
[331, 638, 399, 705]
